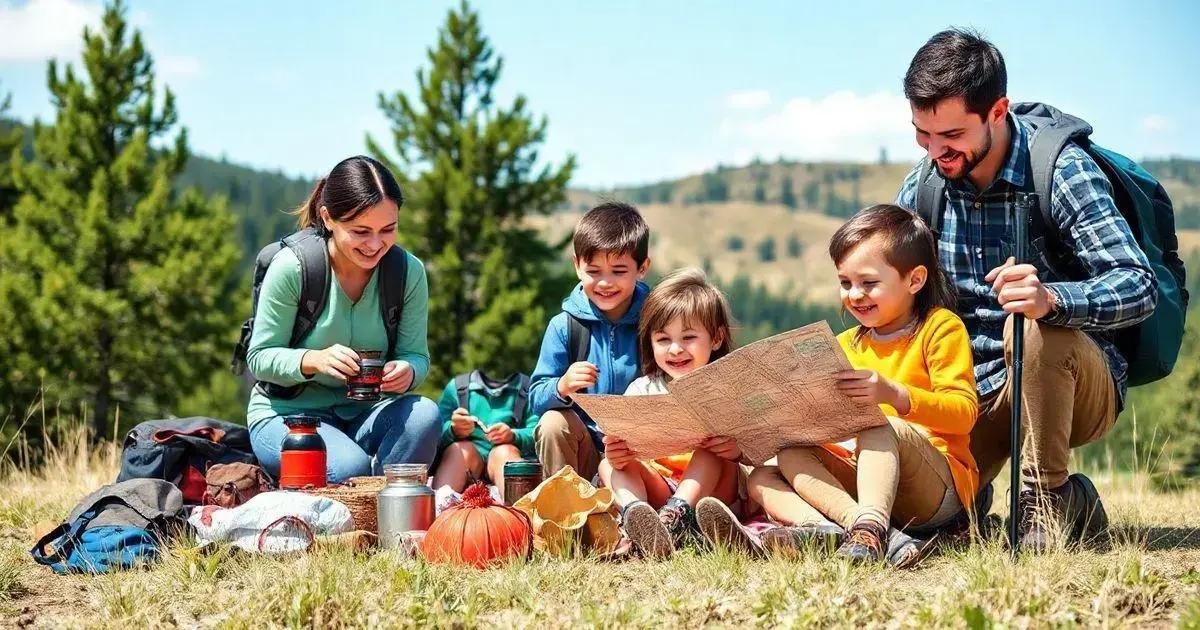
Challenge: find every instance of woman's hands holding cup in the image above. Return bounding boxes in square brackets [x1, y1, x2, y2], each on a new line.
[381, 360, 414, 393]
[301, 344, 360, 381]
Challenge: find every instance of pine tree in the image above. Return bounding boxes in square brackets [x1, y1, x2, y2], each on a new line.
[702, 171, 729, 202]
[787, 233, 803, 258]
[780, 176, 797, 209]
[369, 0, 575, 387]
[0, 1, 241, 438]
[803, 181, 821, 209]
[752, 167, 767, 203]
[757, 237, 776, 263]
[0, 82, 22, 218]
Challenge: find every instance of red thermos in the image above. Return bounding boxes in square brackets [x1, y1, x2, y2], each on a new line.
[279, 415, 327, 489]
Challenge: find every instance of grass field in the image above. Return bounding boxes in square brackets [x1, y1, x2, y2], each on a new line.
[2, 429, 1199, 628]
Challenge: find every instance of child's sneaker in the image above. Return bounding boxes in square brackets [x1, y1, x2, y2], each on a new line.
[657, 497, 697, 548]
[696, 497, 763, 556]
[836, 519, 887, 563]
[621, 501, 673, 559]
[760, 520, 845, 557]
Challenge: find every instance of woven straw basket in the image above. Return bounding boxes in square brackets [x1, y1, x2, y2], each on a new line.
[300, 476, 386, 532]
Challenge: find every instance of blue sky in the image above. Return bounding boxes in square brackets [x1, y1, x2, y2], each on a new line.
[1, 0, 1197, 187]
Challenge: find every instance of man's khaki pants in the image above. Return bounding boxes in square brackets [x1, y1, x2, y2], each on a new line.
[972, 316, 1118, 490]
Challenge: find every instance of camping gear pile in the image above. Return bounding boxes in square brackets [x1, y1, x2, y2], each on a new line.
[30, 415, 609, 574]
[30, 416, 367, 574]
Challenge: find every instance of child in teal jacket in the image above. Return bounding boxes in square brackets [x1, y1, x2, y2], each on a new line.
[431, 371, 538, 493]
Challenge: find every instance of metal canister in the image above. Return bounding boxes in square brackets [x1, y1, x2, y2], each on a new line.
[502, 459, 543, 505]
[376, 463, 435, 549]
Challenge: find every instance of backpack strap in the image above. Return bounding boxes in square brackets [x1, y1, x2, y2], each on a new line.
[914, 157, 946, 238]
[511, 373, 532, 424]
[565, 314, 591, 365]
[29, 494, 168, 567]
[30, 507, 97, 567]
[1015, 102, 1093, 230]
[377, 246, 410, 359]
[454, 372, 473, 411]
[281, 228, 331, 349]
[252, 228, 329, 400]
[231, 240, 289, 375]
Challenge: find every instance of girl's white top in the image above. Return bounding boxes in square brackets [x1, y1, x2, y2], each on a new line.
[624, 374, 669, 396]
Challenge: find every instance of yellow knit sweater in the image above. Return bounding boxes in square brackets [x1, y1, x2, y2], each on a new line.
[837, 307, 980, 509]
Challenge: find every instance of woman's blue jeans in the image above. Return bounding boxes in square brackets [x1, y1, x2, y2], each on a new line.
[249, 394, 441, 483]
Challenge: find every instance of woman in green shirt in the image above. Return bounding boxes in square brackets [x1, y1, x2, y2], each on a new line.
[246, 155, 440, 482]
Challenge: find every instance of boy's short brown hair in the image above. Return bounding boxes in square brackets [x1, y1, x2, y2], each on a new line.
[573, 201, 649, 266]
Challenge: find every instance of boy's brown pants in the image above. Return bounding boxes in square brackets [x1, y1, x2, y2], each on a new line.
[535, 409, 602, 482]
[971, 317, 1118, 490]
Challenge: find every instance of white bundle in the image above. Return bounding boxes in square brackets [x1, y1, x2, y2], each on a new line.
[189, 490, 354, 553]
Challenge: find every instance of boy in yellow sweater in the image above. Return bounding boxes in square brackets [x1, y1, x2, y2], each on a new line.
[749, 204, 979, 565]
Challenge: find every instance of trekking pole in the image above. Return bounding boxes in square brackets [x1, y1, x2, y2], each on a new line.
[1008, 193, 1034, 557]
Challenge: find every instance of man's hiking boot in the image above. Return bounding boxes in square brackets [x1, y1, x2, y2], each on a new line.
[658, 497, 698, 548]
[1017, 472, 1109, 553]
[621, 501, 673, 559]
[760, 521, 845, 557]
[836, 519, 887, 563]
[696, 496, 763, 556]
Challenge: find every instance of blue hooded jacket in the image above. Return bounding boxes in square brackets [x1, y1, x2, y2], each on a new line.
[529, 281, 650, 445]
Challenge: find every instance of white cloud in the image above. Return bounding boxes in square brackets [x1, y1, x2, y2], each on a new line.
[1141, 114, 1174, 134]
[158, 54, 202, 83]
[725, 89, 772, 110]
[0, 0, 101, 62]
[719, 90, 920, 162]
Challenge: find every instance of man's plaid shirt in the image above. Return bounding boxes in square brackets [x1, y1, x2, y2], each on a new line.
[896, 114, 1157, 408]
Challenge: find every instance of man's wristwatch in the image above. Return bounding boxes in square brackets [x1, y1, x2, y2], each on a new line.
[1043, 286, 1060, 318]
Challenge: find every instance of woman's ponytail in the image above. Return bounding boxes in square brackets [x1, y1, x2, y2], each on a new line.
[293, 177, 328, 232]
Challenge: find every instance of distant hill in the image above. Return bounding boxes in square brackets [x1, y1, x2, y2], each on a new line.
[567, 157, 1200, 227]
[556, 158, 1200, 305]
[531, 201, 847, 305]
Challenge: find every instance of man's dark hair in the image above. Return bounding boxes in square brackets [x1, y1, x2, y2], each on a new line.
[573, 201, 649, 266]
[904, 28, 1007, 117]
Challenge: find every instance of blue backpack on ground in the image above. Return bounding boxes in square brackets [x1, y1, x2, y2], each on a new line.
[915, 102, 1189, 386]
[31, 479, 186, 574]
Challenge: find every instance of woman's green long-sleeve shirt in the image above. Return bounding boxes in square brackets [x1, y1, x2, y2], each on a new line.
[245, 246, 430, 426]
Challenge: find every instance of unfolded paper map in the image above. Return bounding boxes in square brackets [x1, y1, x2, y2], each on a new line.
[574, 321, 887, 465]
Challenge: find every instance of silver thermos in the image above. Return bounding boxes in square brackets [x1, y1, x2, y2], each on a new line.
[376, 463, 435, 549]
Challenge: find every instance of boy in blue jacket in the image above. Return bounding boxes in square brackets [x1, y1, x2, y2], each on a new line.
[531, 201, 651, 481]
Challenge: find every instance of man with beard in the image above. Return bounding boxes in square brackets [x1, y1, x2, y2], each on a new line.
[894, 29, 1157, 552]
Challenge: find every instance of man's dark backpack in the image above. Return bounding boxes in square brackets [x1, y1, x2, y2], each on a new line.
[229, 227, 409, 399]
[914, 102, 1188, 386]
[453, 370, 532, 425]
[117, 417, 258, 505]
